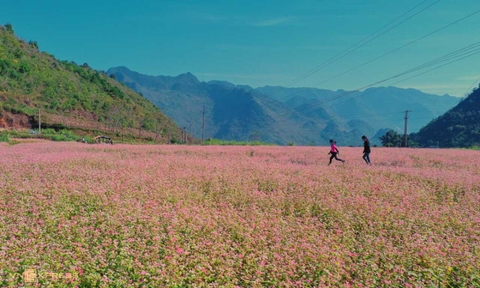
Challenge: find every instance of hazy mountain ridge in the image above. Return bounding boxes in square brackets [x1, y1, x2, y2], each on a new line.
[108, 66, 460, 146]
[256, 86, 459, 135]
[109, 67, 355, 145]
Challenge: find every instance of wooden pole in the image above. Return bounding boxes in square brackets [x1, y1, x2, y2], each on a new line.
[403, 110, 411, 147]
[38, 109, 41, 134]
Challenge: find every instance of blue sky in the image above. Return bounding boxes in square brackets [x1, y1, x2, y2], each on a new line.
[2, 0, 480, 96]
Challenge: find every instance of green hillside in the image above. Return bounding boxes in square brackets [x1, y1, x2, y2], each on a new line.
[411, 86, 480, 148]
[0, 24, 180, 141]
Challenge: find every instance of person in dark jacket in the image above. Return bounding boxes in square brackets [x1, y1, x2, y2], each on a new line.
[362, 135, 371, 164]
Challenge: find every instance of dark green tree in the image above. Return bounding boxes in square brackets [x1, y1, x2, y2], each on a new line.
[28, 41, 39, 50]
[5, 23, 14, 34]
[380, 130, 403, 147]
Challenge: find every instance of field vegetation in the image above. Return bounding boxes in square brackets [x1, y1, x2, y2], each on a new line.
[0, 143, 479, 286]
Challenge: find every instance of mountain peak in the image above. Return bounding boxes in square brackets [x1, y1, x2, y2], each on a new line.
[177, 72, 199, 84]
[108, 66, 132, 74]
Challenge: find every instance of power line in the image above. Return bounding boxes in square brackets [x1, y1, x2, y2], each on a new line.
[327, 70, 480, 133]
[312, 8, 480, 87]
[223, 2, 479, 126]
[336, 70, 480, 132]
[265, 0, 437, 97]
[461, 75, 480, 97]
[213, 4, 480, 137]
[302, 94, 457, 125]
[421, 75, 480, 118]
[408, 75, 480, 127]
[333, 108, 440, 121]
[283, 83, 463, 124]
[273, 7, 480, 102]
[385, 47, 480, 89]
[306, 43, 480, 108]
[273, 41, 480, 123]
[273, 89, 416, 124]
[378, 71, 480, 131]
[285, 99, 434, 125]
[393, 44, 480, 79]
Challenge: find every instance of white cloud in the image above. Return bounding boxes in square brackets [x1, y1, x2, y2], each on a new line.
[252, 17, 296, 27]
[456, 74, 480, 81]
[396, 84, 471, 97]
[195, 72, 288, 80]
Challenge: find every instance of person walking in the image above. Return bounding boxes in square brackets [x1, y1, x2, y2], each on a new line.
[362, 135, 371, 165]
[328, 139, 345, 165]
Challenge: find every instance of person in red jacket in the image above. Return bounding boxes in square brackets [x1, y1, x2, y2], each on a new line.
[328, 139, 345, 165]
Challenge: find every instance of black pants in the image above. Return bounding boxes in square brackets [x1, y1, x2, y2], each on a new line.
[363, 153, 371, 164]
[329, 152, 343, 164]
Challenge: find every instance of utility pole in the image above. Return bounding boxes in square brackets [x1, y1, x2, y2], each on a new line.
[189, 119, 192, 142]
[404, 110, 411, 147]
[38, 109, 41, 134]
[202, 105, 205, 145]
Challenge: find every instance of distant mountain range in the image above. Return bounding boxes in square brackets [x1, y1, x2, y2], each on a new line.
[108, 66, 460, 146]
[412, 86, 480, 148]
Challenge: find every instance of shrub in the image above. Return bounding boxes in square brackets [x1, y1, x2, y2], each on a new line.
[18, 61, 31, 74]
[0, 133, 10, 143]
[5, 23, 14, 34]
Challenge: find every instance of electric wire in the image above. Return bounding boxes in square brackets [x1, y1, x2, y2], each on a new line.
[265, 0, 437, 97]
[272, 7, 480, 103]
[272, 41, 480, 123]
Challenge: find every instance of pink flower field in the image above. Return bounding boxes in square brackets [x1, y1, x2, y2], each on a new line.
[0, 142, 479, 287]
